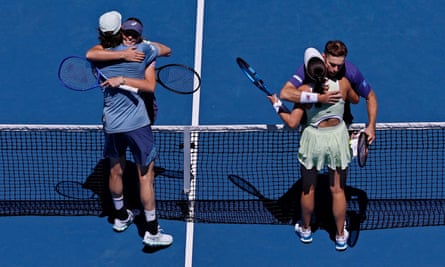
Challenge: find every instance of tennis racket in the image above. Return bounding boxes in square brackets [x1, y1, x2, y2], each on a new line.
[59, 56, 201, 95]
[236, 57, 290, 113]
[357, 131, 369, 167]
[156, 63, 201, 95]
[58, 56, 138, 93]
[350, 130, 369, 168]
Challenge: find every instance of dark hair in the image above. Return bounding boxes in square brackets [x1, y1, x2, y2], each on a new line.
[324, 40, 348, 57]
[307, 58, 326, 83]
[98, 29, 122, 48]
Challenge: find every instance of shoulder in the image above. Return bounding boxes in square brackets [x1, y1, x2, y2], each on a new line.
[344, 61, 363, 77]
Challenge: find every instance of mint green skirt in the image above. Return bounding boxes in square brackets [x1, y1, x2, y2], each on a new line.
[298, 121, 351, 171]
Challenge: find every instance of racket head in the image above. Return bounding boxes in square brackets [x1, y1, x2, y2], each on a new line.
[228, 174, 265, 199]
[357, 131, 369, 167]
[58, 56, 101, 91]
[236, 57, 272, 96]
[156, 64, 201, 94]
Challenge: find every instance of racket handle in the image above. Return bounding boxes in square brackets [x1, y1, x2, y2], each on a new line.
[119, 85, 139, 93]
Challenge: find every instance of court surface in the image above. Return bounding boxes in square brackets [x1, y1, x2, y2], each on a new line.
[1, 1, 444, 266]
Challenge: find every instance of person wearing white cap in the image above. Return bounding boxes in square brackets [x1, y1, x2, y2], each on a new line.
[280, 40, 378, 145]
[267, 47, 359, 251]
[86, 11, 173, 247]
[87, 14, 171, 125]
[99, 10, 122, 35]
[87, 12, 171, 63]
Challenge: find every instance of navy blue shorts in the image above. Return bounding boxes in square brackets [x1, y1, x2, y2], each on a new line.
[103, 125, 158, 167]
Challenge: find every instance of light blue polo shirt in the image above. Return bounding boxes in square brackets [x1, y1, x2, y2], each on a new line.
[98, 42, 158, 133]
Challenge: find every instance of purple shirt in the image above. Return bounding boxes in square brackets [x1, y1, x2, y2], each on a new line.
[288, 60, 372, 98]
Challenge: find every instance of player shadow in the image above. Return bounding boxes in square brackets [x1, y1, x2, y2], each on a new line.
[81, 158, 174, 251]
[82, 159, 142, 221]
[310, 175, 368, 247]
[253, 173, 368, 247]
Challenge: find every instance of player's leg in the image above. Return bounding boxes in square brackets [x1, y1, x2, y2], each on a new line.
[129, 125, 173, 246]
[329, 168, 348, 251]
[295, 166, 318, 243]
[105, 132, 134, 232]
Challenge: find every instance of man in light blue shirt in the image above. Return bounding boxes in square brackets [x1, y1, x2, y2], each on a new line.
[87, 11, 173, 247]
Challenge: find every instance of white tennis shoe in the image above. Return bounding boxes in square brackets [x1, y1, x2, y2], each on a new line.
[143, 228, 173, 247]
[113, 209, 134, 232]
[335, 228, 349, 251]
[295, 222, 313, 244]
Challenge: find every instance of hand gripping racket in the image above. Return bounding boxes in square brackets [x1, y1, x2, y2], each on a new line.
[236, 57, 290, 112]
[58, 56, 138, 93]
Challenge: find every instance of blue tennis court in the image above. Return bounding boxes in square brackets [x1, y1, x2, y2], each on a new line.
[1, 1, 445, 266]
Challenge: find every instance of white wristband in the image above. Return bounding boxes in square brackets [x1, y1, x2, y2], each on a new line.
[300, 91, 318, 103]
[273, 99, 283, 113]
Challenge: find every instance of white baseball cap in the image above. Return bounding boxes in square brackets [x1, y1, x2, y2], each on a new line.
[99, 11, 122, 34]
[304, 47, 327, 81]
[304, 47, 324, 69]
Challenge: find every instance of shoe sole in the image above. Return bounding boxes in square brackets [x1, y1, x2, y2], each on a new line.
[335, 242, 348, 251]
[113, 221, 133, 232]
[113, 225, 130, 232]
[336, 246, 347, 251]
[300, 237, 313, 244]
[142, 240, 173, 247]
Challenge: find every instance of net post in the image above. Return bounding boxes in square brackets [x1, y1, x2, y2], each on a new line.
[183, 127, 191, 193]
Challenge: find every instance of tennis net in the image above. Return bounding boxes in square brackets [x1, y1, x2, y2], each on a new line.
[0, 122, 444, 230]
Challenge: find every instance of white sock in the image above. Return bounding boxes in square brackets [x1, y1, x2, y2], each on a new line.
[113, 195, 124, 210]
[144, 209, 156, 222]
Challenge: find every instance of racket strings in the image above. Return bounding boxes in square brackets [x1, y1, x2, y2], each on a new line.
[59, 58, 98, 90]
[358, 133, 369, 167]
[157, 65, 200, 93]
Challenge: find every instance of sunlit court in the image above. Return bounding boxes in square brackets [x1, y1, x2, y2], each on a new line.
[1, 1, 444, 266]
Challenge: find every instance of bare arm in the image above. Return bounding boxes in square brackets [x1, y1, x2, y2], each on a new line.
[150, 41, 172, 57]
[86, 44, 145, 62]
[267, 94, 304, 129]
[364, 90, 378, 144]
[340, 78, 360, 104]
[100, 63, 157, 93]
[280, 81, 342, 104]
